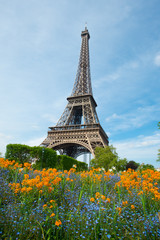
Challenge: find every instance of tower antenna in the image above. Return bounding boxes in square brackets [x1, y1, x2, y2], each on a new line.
[85, 22, 87, 30]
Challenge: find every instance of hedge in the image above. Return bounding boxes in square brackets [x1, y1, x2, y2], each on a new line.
[5, 144, 88, 171]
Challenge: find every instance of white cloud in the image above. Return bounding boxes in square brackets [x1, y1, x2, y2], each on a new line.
[94, 73, 120, 87]
[0, 133, 14, 157]
[106, 103, 160, 132]
[23, 136, 46, 147]
[112, 132, 160, 168]
[154, 53, 160, 67]
[93, 59, 140, 88]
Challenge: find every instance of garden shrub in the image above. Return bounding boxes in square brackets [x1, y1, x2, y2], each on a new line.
[57, 155, 88, 171]
[5, 144, 87, 171]
[5, 144, 31, 166]
[32, 147, 58, 170]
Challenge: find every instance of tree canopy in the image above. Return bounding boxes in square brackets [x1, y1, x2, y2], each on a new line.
[90, 145, 128, 172]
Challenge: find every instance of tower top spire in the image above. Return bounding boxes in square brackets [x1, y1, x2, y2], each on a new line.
[71, 27, 92, 96]
[85, 22, 87, 30]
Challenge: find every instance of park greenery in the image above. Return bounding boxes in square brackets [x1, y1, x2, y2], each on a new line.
[90, 145, 156, 172]
[91, 145, 129, 172]
[5, 143, 156, 173]
[5, 144, 87, 171]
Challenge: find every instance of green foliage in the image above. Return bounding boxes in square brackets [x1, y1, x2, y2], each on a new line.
[115, 158, 128, 172]
[76, 160, 88, 171]
[90, 145, 119, 171]
[5, 143, 87, 171]
[91, 145, 129, 172]
[5, 144, 31, 166]
[126, 160, 140, 171]
[32, 147, 58, 170]
[58, 155, 75, 170]
[57, 155, 88, 171]
[138, 163, 155, 171]
[5, 144, 58, 169]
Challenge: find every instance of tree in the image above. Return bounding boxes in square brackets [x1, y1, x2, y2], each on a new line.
[115, 158, 128, 172]
[90, 145, 119, 171]
[138, 163, 155, 171]
[5, 144, 58, 168]
[5, 144, 31, 166]
[126, 160, 140, 171]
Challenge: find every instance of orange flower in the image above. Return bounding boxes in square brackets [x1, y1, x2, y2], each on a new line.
[21, 187, 27, 193]
[55, 219, 62, 226]
[90, 197, 95, 202]
[138, 191, 143, 195]
[131, 205, 135, 210]
[24, 162, 31, 169]
[36, 182, 43, 189]
[116, 207, 122, 215]
[26, 187, 32, 192]
[106, 198, 111, 203]
[95, 192, 100, 199]
[24, 174, 29, 179]
[43, 204, 47, 208]
[101, 195, 106, 201]
[50, 213, 55, 217]
[122, 201, 128, 206]
[48, 187, 53, 193]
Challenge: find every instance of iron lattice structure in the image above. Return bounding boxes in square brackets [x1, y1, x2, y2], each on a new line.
[41, 27, 109, 158]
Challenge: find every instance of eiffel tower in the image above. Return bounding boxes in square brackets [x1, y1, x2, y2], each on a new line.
[41, 27, 109, 159]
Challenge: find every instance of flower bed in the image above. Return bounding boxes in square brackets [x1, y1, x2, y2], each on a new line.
[0, 158, 160, 239]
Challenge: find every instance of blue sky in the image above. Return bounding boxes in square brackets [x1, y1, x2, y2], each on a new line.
[0, 0, 160, 167]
